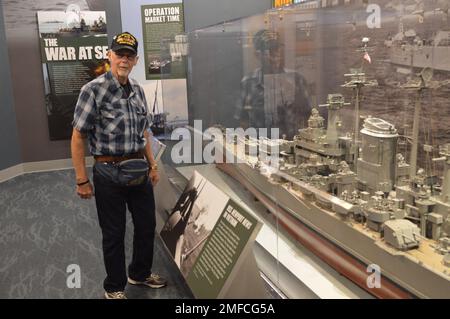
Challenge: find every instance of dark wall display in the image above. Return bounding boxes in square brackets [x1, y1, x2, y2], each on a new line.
[37, 10, 108, 140]
[187, 27, 244, 129]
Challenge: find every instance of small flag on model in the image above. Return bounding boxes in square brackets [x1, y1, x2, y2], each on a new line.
[363, 51, 372, 64]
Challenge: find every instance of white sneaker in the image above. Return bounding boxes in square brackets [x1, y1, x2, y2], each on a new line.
[104, 291, 127, 299]
[127, 273, 167, 288]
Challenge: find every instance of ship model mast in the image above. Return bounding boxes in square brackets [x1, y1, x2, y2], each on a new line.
[400, 67, 449, 179]
[401, 67, 450, 203]
[401, 69, 428, 179]
[341, 38, 378, 171]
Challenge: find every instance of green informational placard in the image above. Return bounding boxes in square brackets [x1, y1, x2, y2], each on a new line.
[141, 3, 186, 80]
[186, 199, 259, 299]
[160, 170, 262, 298]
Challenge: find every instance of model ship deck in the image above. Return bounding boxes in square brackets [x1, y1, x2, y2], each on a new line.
[246, 154, 449, 277]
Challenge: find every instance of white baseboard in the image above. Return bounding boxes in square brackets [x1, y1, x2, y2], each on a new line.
[0, 164, 25, 183]
[0, 157, 94, 183]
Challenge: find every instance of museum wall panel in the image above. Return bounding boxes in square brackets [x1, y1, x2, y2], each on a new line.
[0, 2, 21, 170]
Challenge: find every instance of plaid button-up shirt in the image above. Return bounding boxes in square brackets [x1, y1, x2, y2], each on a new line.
[72, 71, 149, 156]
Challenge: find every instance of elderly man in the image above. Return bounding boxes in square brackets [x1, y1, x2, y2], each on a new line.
[71, 32, 166, 299]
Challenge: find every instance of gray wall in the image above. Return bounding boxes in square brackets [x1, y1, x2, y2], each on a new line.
[0, 0, 271, 169]
[105, 0, 122, 46]
[184, 0, 272, 32]
[0, 2, 21, 170]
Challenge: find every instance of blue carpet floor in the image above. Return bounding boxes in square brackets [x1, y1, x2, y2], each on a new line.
[0, 169, 193, 299]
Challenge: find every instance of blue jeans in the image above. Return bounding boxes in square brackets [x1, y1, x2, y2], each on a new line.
[93, 162, 155, 292]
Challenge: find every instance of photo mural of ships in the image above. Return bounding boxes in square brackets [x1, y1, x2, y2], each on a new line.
[218, 63, 450, 298]
[40, 14, 106, 38]
[386, 28, 450, 72]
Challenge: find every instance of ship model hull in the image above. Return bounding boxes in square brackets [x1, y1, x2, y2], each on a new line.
[218, 161, 450, 298]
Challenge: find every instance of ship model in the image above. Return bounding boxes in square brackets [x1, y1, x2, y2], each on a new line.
[217, 45, 450, 298]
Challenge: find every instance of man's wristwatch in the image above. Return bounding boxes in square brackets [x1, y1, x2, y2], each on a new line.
[150, 163, 158, 171]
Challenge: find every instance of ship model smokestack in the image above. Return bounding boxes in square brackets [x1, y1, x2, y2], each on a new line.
[357, 117, 398, 193]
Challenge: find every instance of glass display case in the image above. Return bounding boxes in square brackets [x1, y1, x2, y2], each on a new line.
[160, 0, 450, 298]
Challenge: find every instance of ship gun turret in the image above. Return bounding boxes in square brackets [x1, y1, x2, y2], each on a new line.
[383, 219, 421, 250]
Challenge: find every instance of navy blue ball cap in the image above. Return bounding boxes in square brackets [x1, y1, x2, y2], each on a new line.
[111, 32, 138, 54]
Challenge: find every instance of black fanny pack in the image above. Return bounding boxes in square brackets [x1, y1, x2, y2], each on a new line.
[117, 159, 149, 186]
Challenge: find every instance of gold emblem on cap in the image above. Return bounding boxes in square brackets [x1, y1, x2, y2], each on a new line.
[116, 33, 136, 46]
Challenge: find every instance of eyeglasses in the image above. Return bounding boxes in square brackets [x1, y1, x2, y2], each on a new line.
[114, 51, 137, 61]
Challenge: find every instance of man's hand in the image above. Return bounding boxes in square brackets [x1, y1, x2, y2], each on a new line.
[72, 128, 92, 199]
[149, 169, 160, 186]
[76, 182, 94, 199]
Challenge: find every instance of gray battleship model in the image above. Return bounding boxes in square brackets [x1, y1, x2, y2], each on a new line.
[219, 65, 450, 298]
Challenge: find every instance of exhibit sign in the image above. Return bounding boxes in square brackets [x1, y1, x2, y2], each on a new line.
[186, 198, 260, 298]
[273, 0, 293, 8]
[37, 10, 108, 140]
[120, 0, 189, 139]
[141, 2, 186, 80]
[273, 0, 312, 8]
[160, 170, 261, 298]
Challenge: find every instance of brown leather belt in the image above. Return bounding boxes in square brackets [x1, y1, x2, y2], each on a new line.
[94, 152, 143, 163]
